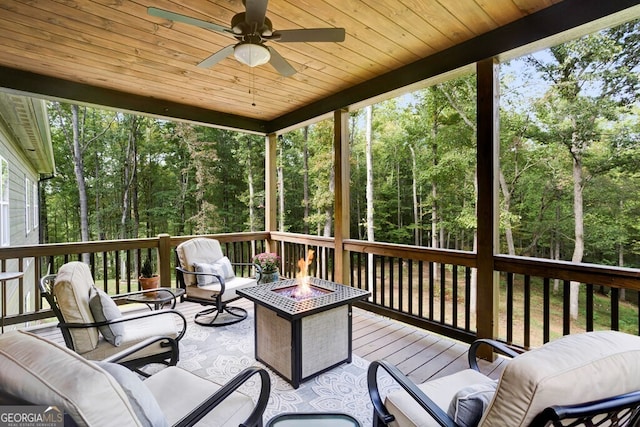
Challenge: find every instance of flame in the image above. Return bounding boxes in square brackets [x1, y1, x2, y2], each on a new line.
[293, 249, 315, 298]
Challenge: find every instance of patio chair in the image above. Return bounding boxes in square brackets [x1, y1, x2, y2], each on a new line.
[175, 237, 259, 327]
[368, 330, 640, 427]
[0, 330, 271, 427]
[40, 261, 187, 374]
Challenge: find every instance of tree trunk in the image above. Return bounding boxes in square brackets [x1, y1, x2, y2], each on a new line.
[70, 106, 90, 264]
[409, 145, 419, 245]
[499, 170, 515, 255]
[365, 105, 375, 291]
[248, 148, 256, 232]
[570, 140, 585, 320]
[303, 127, 310, 235]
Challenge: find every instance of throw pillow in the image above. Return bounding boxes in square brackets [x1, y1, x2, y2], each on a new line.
[215, 256, 235, 279]
[193, 262, 222, 287]
[95, 362, 168, 427]
[447, 380, 498, 427]
[88, 287, 125, 346]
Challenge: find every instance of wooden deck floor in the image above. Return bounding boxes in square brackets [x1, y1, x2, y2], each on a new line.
[26, 297, 507, 385]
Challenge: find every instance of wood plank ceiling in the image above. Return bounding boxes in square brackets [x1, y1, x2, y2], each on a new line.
[0, 0, 639, 134]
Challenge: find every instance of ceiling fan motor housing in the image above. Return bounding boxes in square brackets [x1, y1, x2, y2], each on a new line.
[231, 12, 273, 37]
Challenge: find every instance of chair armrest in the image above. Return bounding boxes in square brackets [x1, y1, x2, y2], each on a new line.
[468, 338, 522, 371]
[529, 390, 640, 427]
[367, 360, 457, 427]
[59, 309, 188, 341]
[101, 336, 179, 365]
[174, 366, 271, 427]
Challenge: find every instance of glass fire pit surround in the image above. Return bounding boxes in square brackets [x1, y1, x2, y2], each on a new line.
[237, 278, 370, 388]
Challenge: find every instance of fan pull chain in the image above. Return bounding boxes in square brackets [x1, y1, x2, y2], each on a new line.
[251, 69, 256, 107]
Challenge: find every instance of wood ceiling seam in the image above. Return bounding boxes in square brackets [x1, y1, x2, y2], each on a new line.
[0, 24, 303, 109]
[0, 40, 286, 118]
[123, 0, 384, 79]
[439, 0, 500, 35]
[0, 3, 344, 101]
[397, 0, 476, 44]
[473, 0, 528, 26]
[123, 1, 379, 83]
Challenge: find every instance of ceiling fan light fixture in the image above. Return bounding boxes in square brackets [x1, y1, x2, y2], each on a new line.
[234, 42, 270, 67]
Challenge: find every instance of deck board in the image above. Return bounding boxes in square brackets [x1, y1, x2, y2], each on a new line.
[24, 298, 506, 385]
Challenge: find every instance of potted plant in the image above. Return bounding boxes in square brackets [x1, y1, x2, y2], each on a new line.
[139, 257, 160, 294]
[253, 252, 281, 283]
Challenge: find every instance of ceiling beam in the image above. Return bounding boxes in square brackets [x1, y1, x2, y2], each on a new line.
[0, 66, 269, 134]
[267, 0, 640, 133]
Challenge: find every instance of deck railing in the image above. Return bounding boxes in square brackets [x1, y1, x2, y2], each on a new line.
[1, 232, 639, 349]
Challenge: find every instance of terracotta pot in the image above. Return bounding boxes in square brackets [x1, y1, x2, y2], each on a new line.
[139, 275, 160, 296]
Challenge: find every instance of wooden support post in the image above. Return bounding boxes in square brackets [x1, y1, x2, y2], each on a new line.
[265, 133, 278, 253]
[334, 109, 350, 285]
[158, 233, 171, 287]
[476, 58, 500, 357]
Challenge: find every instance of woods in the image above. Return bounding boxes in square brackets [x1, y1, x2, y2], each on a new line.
[43, 20, 640, 286]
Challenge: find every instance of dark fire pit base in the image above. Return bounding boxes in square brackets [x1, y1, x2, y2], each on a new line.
[237, 278, 370, 388]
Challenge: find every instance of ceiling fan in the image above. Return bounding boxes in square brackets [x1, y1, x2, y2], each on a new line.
[148, 0, 346, 77]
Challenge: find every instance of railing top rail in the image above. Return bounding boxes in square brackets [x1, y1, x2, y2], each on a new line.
[0, 237, 160, 260]
[344, 239, 476, 268]
[270, 231, 335, 248]
[495, 254, 640, 290]
[169, 232, 270, 248]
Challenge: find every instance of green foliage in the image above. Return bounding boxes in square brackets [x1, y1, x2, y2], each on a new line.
[41, 18, 640, 274]
[140, 257, 155, 278]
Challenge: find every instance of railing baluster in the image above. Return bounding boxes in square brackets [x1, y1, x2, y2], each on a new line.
[507, 272, 513, 344]
[428, 262, 434, 321]
[543, 277, 550, 343]
[465, 267, 471, 331]
[452, 265, 458, 329]
[586, 283, 594, 332]
[407, 259, 413, 315]
[439, 263, 446, 324]
[611, 287, 619, 331]
[563, 280, 571, 336]
[524, 275, 530, 349]
[418, 261, 423, 318]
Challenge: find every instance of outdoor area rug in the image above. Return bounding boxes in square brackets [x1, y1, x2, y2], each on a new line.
[176, 307, 399, 426]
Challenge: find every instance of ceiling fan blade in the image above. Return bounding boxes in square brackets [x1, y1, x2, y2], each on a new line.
[197, 45, 235, 68]
[244, 0, 268, 29]
[272, 28, 346, 43]
[148, 7, 230, 34]
[267, 46, 296, 77]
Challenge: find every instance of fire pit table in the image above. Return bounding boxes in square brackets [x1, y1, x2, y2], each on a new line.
[237, 278, 370, 388]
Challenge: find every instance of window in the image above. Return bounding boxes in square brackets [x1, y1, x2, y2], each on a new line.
[0, 157, 8, 246]
[33, 181, 38, 230]
[25, 177, 32, 234]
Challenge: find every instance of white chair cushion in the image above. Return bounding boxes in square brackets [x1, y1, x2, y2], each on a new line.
[0, 330, 141, 427]
[186, 276, 257, 303]
[79, 312, 179, 361]
[144, 366, 256, 427]
[176, 238, 225, 286]
[385, 368, 492, 427]
[480, 330, 640, 426]
[53, 261, 99, 353]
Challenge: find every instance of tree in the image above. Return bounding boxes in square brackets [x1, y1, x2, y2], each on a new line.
[528, 20, 640, 318]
